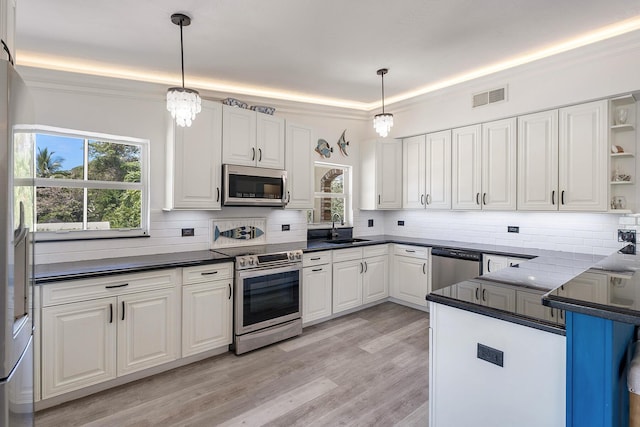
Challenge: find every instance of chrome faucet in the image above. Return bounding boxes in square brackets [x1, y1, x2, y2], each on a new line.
[331, 213, 343, 238]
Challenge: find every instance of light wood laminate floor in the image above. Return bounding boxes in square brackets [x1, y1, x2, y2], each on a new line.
[36, 302, 429, 427]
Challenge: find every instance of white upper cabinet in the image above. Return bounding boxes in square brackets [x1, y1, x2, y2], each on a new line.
[403, 131, 451, 210]
[452, 125, 482, 210]
[256, 114, 286, 169]
[361, 139, 402, 210]
[558, 100, 608, 211]
[285, 122, 314, 210]
[402, 135, 426, 209]
[517, 110, 559, 211]
[481, 118, 517, 210]
[165, 100, 222, 210]
[222, 105, 285, 169]
[426, 130, 452, 210]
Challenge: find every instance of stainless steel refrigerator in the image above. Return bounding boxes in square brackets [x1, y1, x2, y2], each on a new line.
[0, 58, 35, 427]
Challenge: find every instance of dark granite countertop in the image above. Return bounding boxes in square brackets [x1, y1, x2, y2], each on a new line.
[543, 249, 640, 325]
[35, 250, 232, 284]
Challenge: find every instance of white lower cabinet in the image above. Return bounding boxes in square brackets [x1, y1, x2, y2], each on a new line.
[40, 269, 180, 400]
[456, 281, 516, 311]
[332, 245, 389, 314]
[302, 252, 333, 324]
[516, 290, 561, 324]
[41, 298, 117, 398]
[391, 244, 430, 307]
[181, 263, 233, 358]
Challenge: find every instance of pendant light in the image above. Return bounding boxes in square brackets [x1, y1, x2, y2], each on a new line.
[166, 13, 202, 127]
[373, 68, 394, 137]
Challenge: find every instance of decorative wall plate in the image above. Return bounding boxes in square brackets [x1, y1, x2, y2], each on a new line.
[210, 218, 266, 249]
[315, 139, 333, 158]
[337, 129, 349, 156]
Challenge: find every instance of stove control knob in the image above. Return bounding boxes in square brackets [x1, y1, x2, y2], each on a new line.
[248, 258, 255, 265]
[288, 253, 294, 260]
[295, 252, 302, 260]
[238, 258, 246, 267]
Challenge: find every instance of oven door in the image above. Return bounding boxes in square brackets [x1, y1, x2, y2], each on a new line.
[235, 264, 301, 335]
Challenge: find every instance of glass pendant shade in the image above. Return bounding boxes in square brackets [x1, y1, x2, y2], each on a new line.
[167, 87, 202, 127]
[373, 113, 394, 137]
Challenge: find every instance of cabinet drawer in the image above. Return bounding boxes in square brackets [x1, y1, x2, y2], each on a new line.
[363, 244, 389, 258]
[394, 244, 430, 259]
[332, 247, 363, 263]
[303, 252, 332, 267]
[42, 269, 179, 307]
[182, 263, 233, 285]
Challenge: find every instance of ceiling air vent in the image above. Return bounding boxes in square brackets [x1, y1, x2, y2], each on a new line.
[472, 85, 507, 108]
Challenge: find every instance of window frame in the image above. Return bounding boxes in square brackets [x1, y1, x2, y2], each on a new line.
[29, 125, 150, 241]
[311, 161, 352, 226]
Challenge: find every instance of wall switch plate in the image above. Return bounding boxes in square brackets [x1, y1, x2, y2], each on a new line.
[368, 219, 374, 227]
[281, 224, 290, 231]
[507, 226, 519, 233]
[181, 228, 194, 237]
[397, 220, 405, 226]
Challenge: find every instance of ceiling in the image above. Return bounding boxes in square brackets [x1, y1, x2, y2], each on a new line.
[15, 0, 640, 110]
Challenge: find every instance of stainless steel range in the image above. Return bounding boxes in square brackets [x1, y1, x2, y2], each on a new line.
[214, 245, 303, 355]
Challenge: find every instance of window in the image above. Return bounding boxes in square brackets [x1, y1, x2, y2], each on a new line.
[32, 126, 149, 240]
[312, 162, 351, 224]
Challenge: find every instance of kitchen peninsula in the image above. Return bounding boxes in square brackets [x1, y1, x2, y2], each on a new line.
[428, 244, 640, 427]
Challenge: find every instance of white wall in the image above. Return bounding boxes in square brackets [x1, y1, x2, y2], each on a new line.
[23, 31, 640, 263]
[21, 68, 370, 264]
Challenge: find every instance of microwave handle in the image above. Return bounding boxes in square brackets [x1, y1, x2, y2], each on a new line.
[282, 174, 288, 206]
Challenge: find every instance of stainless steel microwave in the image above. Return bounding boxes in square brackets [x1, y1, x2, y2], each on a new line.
[223, 164, 287, 207]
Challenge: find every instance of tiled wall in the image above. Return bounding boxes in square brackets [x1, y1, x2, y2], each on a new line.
[362, 210, 624, 256]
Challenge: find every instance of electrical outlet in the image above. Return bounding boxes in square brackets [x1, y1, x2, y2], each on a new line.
[397, 220, 405, 226]
[507, 226, 519, 233]
[368, 219, 374, 227]
[618, 229, 636, 243]
[181, 228, 194, 237]
[281, 224, 290, 231]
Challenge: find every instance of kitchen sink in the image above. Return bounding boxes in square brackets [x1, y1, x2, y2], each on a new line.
[324, 238, 370, 245]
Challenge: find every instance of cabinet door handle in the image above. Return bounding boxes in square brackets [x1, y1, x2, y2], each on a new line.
[217, 187, 220, 202]
[258, 148, 262, 162]
[121, 301, 125, 321]
[287, 191, 291, 203]
[310, 257, 321, 261]
[561, 190, 565, 205]
[360, 262, 364, 274]
[312, 268, 323, 272]
[559, 310, 565, 321]
[475, 287, 479, 300]
[476, 193, 480, 205]
[109, 303, 113, 324]
[427, 194, 431, 205]
[365, 261, 368, 273]
[405, 249, 416, 253]
[551, 190, 555, 206]
[378, 194, 381, 205]
[482, 289, 487, 302]
[550, 308, 555, 318]
[105, 283, 129, 289]
[201, 271, 218, 276]
[422, 263, 426, 274]
[420, 194, 424, 205]
[251, 147, 256, 161]
[487, 259, 491, 273]
[228, 283, 232, 300]
[482, 193, 487, 205]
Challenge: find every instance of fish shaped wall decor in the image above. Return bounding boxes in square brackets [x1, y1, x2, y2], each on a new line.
[337, 129, 349, 156]
[315, 139, 333, 158]
[214, 225, 264, 241]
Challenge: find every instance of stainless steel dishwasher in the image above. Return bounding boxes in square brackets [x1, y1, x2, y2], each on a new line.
[431, 247, 482, 295]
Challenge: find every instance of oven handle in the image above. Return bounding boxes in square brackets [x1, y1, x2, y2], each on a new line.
[236, 263, 302, 280]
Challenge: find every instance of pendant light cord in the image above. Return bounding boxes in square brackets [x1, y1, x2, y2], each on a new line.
[380, 72, 385, 114]
[179, 20, 185, 89]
